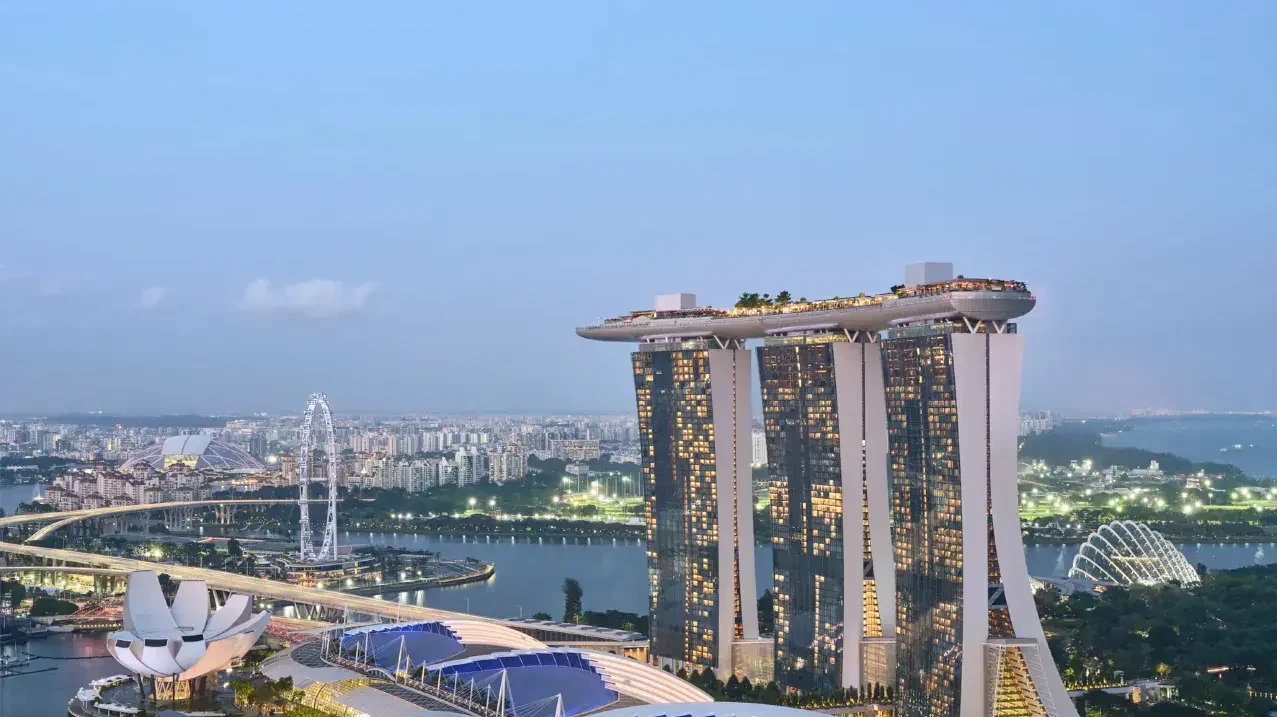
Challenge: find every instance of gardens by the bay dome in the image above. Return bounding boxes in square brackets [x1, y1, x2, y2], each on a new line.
[1068, 520, 1200, 587]
[120, 435, 264, 473]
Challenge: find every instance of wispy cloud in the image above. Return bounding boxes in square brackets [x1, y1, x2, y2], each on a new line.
[135, 286, 169, 309]
[236, 279, 377, 319]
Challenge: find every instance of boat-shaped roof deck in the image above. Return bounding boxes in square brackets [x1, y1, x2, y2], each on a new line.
[577, 278, 1034, 342]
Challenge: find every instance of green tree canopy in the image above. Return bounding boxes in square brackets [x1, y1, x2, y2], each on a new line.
[562, 577, 583, 623]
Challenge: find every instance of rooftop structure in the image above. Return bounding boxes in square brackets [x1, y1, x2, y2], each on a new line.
[316, 622, 708, 717]
[1069, 521, 1200, 587]
[105, 570, 270, 702]
[576, 276, 1033, 343]
[121, 435, 264, 473]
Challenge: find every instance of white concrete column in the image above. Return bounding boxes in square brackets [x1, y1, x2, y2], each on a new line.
[832, 340, 894, 689]
[734, 347, 760, 642]
[986, 333, 1078, 717]
[708, 347, 756, 675]
[832, 341, 866, 689]
[951, 333, 992, 717]
[863, 342, 895, 641]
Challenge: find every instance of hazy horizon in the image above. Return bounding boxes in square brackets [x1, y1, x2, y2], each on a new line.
[4, 3, 1276, 416]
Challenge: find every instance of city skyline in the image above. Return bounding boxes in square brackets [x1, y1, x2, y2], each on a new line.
[5, 4, 1277, 416]
[3, 5, 1276, 717]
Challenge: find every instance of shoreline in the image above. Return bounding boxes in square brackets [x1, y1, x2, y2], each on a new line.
[340, 561, 495, 595]
[1027, 536, 1277, 546]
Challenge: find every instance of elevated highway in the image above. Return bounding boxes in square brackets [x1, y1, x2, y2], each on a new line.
[0, 501, 647, 650]
[0, 499, 295, 542]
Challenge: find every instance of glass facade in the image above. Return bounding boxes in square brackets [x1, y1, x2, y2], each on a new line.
[882, 325, 964, 717]
[757, 334, 885, 693]
[987, 644, 1048, 717]
[884, 322, 1050, 717]
[758, 338, 846, 692]
[632, 343, 722, 668]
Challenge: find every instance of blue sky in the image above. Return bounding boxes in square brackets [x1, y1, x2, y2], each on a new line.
[2, 3, 1275, 415]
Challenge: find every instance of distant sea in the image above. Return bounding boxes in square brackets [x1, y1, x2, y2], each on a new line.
[1101, 415, 1277, 479]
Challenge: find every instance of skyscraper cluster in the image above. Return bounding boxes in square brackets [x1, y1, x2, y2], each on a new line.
[579, 264, 1076, 717]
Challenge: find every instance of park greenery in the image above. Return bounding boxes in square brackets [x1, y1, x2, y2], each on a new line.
[553, 577, 650, 634]
[1038, 564, 1277, 716]
[0, 455, 84, 485]
[757, 589, 774, 634]
[215, 456, 645, 537]
[1014, 423, 1277, 542]
[734, 291, 795, 309]
[28, 595, 79, 617]
[678, 665, 892, 708]
[562, 577, 583, 623]
[229, 675, 301, 715]
[1020, 423, 1244, 477]
[0, 580, 26, 608]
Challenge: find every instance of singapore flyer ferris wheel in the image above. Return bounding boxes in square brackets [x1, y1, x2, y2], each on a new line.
[297, 392, 339, 562]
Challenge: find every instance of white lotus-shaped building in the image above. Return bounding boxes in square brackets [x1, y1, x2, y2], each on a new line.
[107, 571, 270, 699]
[1068, 520, 1200, 587]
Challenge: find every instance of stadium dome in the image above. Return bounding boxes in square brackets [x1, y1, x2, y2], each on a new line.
[121, 435, 264, 473]
[1068, 520, 1200, 587]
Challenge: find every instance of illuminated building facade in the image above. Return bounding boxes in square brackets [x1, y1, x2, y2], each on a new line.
[883, 321, 1074, 717]
[581, 271, 1074, 716]
[757, 334, 895, 692]
[632, 338, 759, 674]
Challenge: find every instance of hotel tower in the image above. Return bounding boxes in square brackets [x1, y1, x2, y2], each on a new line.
[578, 264, 1078, 717]
[629, 293, 760, 674]
[757, 333, 895, 692]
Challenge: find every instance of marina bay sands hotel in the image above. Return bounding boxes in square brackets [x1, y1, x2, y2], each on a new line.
[577, 263, 1076, 717]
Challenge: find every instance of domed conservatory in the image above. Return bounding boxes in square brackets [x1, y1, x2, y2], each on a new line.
[1068, 520, 1200, 587]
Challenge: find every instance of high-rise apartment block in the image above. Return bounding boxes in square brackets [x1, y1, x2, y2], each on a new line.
[552, 439, 601, 462]
[579, 268, 1076, 717]
[490, 444, 527, 483]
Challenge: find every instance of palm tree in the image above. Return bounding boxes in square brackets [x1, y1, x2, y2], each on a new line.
[775, 290, 792, 305]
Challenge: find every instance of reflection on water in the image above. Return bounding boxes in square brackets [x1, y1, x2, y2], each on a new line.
[5, 482, 1274, 618]
[334, 530, 772, 619]
[335, 531, 1277, 618]
[0, 483, 44, 516]
[0, 633, 123, 717]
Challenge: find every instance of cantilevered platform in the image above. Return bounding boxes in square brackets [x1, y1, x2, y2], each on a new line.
[576, 278, 1033, 342]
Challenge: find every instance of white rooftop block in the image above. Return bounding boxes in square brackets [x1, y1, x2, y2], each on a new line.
[655, 293, 696, 311]
[905, 262, 954, 287]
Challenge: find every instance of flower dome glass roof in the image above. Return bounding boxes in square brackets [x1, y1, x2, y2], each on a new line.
[1069, 520, 1200, 587]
